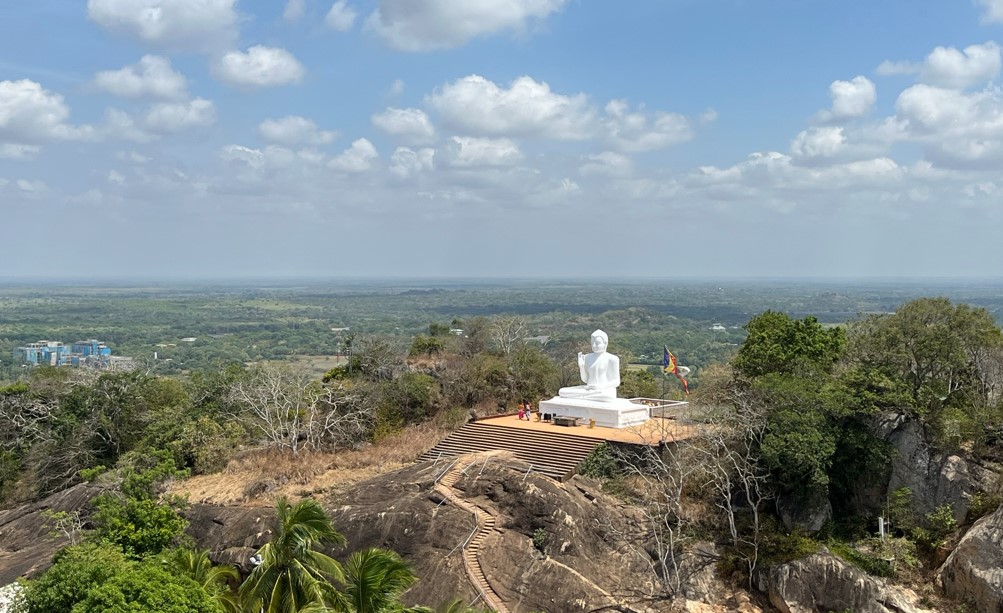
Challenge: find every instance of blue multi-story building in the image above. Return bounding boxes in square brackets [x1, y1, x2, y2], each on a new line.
[14, 339, 113, 367]
[71, 339, 111, 357]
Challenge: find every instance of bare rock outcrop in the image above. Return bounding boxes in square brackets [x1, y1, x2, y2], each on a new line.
[873, 412, 975, 523]
[763, 548, 924, 613]
[0, 483, 101, 586]
[938, 504, 1003, 612]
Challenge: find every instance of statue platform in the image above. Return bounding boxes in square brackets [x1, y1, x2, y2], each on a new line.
[538, 396, 650, 429]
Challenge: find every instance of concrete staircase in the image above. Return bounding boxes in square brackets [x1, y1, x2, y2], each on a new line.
[419, 421, 602, 481]
[434, 461, 510, 613]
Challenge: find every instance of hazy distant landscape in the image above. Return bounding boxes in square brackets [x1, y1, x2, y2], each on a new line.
[4, 278, 1003, 382]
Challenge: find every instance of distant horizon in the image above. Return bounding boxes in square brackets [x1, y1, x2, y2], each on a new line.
[3, 275, 1003, 287]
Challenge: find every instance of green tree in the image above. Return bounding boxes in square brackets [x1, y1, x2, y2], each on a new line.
[343, 548, 419, 613]
[20, 542, 130, 613]
[847, 297, 1003, 417]
[73, 559, 223, 613]
[168, 548, 240, 613]
[409, 335, 445, 358]
[734, 311, 845, 378]
[239, 497, 349, 613]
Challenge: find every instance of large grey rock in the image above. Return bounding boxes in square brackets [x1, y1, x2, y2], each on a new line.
[778, 492, 832, 533]
[875, 412, 973, 523]
[766, 548, 922, 613]
[0, 483, 101, 585]
[938, 504, 1003, 612]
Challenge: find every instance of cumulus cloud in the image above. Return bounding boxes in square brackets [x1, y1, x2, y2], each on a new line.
[390, 146, 435, 178]
[0, 79, 93, 147]
[601, 99, 694, 152]
[893, 83, 1003, 163]
[366, 0, 568, 51]
[326, 0, 357, 31]
[818, 76, 876, 121]
[86, 0, 239, 52]
[919, 42, 1001, 90]
[441, 136, 522, 167]
[875, 60, 919, 76]
[259, 116, 337, 146]
[144, 98, 216, 133]
[329, 138, 378, 172]
[427, 75, 593, 140]
[371, 107, 436, 144]
[579, 151, 632, 176]
[977, 0, 1003, 23]
[93, 55, 188, 100]
[791, 126, 846, 159]
[212, 46, 306, 89]
[283, 0, 306, 22]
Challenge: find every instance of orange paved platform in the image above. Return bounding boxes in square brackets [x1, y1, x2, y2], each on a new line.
[476, 413, 697, 446]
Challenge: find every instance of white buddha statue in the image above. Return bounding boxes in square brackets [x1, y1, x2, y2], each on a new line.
[558, 329, 621, 402]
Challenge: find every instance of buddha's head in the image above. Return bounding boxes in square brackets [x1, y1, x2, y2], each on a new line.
[591, 330, 608, 353]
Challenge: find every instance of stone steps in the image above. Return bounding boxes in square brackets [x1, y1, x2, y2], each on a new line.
[419, 421, 602, 481]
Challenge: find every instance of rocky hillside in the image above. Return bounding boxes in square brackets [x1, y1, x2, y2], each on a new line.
[3, 450, 1003, 612]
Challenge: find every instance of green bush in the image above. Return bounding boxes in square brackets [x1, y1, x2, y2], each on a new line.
[827, 540, 893, 577]
[72, 560, 223, 613]
[579, 444, 621, 479]
[532, 528, 548, 552]
[967, 491, 1002, 522]
[20, 542, 130, 613]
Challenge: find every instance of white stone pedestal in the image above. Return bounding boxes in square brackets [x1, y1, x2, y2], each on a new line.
[538, 396, 650, 429]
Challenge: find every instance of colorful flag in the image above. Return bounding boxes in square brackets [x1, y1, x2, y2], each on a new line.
[662, 345, 689, 395]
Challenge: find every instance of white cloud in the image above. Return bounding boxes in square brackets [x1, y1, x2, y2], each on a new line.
[579, 151, 632, 176]
[371, 107, 436, 144]
[441, 136, 522, 167]
[977, 0, 1003, 23]
[86, 0, 239, 52]
[366, 0, 568, 51]
[220, 144, 265, 168]
[103, 108, 157, 142]
[427, 75, 593, 140]
[326, 0, 357, 31]
[820, 76, 876, 120]
[283, 0, 306, 22]
[16, 179, 47, 193]
[388, 79, 405, 96]
[212, 46, 306, 89]
[791, 126, 846, 159]
[329, 138, 378, 172]
[0, 144, 41, 160]
[875, 60, 919, 76]
[389, 146, 435, 178]
[117, 151, 151, 164]
[601, 99, 694, 152]
[144, 97, 216, 133]
[259, 116, 337, 146]
[93, 55, 188, 100]
[108, 170, 126, 185]
[0, 79, 93, 146]
[920, 42, 1001, 90]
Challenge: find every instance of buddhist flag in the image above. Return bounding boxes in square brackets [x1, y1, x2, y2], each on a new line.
[662, 345, 690, 395]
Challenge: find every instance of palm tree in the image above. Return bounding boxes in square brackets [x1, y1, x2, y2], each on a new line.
[169, 548, 240, 613]
[240, 497, 349, 613]
[342, 548, 419, 613]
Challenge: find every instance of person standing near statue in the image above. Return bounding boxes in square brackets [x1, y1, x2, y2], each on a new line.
[558, 329, 620, 401]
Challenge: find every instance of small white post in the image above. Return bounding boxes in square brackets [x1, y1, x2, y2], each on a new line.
[878, 516, 885, 540]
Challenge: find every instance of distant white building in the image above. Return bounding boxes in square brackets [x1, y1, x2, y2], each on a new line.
[710, 324, 726, 331]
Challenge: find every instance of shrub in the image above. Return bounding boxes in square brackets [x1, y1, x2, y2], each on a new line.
[532, 528, 548, 552]
[579, 444, 621, 479]
[20, 542, 129, 613]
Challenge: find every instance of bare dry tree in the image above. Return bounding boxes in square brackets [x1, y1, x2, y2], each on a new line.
[490, 316, 527, 356]
[228, 364, 366, 454]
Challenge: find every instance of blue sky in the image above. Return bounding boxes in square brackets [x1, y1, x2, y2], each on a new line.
[2, 0, 1003, 279]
